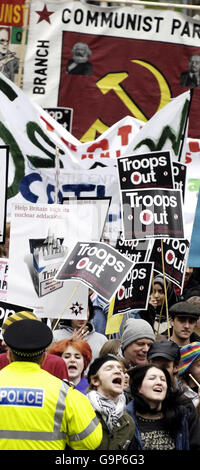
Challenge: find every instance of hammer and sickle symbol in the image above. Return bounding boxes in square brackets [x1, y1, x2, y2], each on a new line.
[81, 60, 171, 142]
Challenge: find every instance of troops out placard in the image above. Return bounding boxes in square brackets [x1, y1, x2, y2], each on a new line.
[55, 241, 134, 302]
[112, 262, 154, 315]
[117, 151, 174, 191]
[149, 238, 189, 289]
[121, 188, 184, 240]
[173, 161, 187, 203]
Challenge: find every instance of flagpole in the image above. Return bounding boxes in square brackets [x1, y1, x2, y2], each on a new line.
[178, 88, 194, 162]
[16, 0, 30, 89]
[161, 239, 170, 338]
[55, 146, 60, 204]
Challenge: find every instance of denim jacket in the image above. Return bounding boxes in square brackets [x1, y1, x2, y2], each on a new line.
[126, 400, 191, 450]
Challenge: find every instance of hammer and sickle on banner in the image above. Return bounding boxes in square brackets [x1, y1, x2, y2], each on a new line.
[81, 60, 171, 142]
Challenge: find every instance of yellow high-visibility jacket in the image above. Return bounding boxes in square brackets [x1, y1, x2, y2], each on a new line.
[0, 362, 102, 450]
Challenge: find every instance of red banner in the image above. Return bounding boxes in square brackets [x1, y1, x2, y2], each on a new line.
[0, 1, 26, 27]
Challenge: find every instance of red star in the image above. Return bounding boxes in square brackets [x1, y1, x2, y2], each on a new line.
[36, 4, 54, 24]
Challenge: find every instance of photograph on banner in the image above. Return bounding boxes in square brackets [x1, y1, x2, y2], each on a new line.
[0, 146, 9, 244]
[117, 151, 174, 191]
[62, 197, 111, 242]
[6, 202, 108, 318]
[121, 188, 185, 240]
[0, 258, 8, 302]
[110, 262, 154, 315]
[55, 241, 134, 302]
[148, 238, 190, 291]
[0, 302, 34, 340]
[173, 161, 187, 203]
[115, 231, 150, 263]
[0, 8, 24, 86]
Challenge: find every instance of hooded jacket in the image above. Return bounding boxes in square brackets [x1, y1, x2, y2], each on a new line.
[139, 275, 179, 329]
[53, 320, 108, 363]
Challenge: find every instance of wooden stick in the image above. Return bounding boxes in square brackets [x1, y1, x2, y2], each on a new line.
[189, 374, 200, 388]
[55, 146, 60, 204]
[155, 293, 166, 339]
[161, 239, 170, 339]
[52, 281, 81, 331]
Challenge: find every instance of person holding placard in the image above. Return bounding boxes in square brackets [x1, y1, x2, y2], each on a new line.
[53, 296, 108, 363]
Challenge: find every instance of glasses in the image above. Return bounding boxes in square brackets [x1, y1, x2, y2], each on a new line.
[0, 39, 9, 45]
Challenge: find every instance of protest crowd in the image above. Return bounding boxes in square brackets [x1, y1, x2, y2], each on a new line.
[1, 0, 200, 458]
[0, 263, 200, 451]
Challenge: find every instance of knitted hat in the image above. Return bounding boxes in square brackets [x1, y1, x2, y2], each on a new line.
[178, 342, 200, 375]
[121, 319, 155, 352]
[2, 310, 38, 331]
[87, 354, 119, 383]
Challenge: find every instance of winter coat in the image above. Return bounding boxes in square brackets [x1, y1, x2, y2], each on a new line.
[95, 409, 135, 450]
[126, 399, 200, 450]
[75, 376, 89, 395]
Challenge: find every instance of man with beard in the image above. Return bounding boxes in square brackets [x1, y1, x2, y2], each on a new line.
[66, 42, 93, 76]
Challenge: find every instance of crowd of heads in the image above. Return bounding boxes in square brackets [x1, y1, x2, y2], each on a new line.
[1, 265, 200, 451]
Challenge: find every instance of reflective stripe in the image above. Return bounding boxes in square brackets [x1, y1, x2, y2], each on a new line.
[54, 381, 69, 433]
[69, 416, 99, 442]
[0, 429, 66, 441]
[0, 381, 69, 441]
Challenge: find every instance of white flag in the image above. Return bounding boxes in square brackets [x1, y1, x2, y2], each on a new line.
[125, 90, 191, 162]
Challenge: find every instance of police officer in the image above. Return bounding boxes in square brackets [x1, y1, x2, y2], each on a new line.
[0, 319, 102, 450]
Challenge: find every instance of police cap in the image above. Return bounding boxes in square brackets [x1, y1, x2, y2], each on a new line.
[4, 319, 53, 356]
